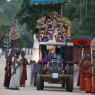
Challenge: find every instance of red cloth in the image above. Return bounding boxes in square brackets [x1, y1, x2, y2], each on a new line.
[4, 68, 11, 88]
[79, 74, 86, 90]
[85, 77, 92, 92]
[84, 60, 92, 77]
[91, 79, 95, 93]
[3, 56, 12, 88]
[20, 58, 28, 87]
[83, 60, 92, 92]
[79, 61, 86, 90]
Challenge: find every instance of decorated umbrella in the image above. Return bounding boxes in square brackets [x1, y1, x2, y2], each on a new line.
[9, 23, 20, 41]
[72, 36, 92, 57]
[72, 36, 92, 88]
[72, 36, 91, 47]
[9, 22, 20, 48]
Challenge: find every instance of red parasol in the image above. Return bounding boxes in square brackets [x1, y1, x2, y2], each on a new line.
[72, 36, 92, 47]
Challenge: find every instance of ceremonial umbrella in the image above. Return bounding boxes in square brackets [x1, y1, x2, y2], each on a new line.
[72, 36, 91, 47]
[9, 22, 20, 48]
[9, 23, 20, 41]
[72, 36, 92, 57]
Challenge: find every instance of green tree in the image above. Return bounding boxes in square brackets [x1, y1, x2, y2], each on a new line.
[0, 14, 8, 40]
[10, 0, 23, 11]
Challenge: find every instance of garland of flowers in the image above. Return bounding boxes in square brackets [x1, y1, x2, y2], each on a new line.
[36, 11, 71, 42]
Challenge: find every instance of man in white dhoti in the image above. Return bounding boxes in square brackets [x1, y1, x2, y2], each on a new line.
[9, 50, 21, 90]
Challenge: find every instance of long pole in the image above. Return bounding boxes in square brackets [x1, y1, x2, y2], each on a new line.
[90, 47, 94, 92]
[80, 0, 82, 25]
[61, 3, 64, 16]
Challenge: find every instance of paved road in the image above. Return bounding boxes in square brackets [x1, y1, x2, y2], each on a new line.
[0, 55, 93, 95]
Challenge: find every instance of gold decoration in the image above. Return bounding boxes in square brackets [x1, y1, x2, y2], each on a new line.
[9, 23, 20, 40]
[36, 11, 72, 41]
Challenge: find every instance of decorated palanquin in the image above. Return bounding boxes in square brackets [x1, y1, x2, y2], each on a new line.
[36, 11, 71, 42]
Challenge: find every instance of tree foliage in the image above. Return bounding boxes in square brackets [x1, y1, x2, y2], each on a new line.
[9, 0, 23, 11]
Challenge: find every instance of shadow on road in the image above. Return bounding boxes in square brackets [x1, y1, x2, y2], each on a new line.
[43, 86, 85, 94]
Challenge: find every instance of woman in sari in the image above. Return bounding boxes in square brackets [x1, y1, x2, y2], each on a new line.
[9, 50, 21, 90]
[20, 51, 28, 87]
[4, 50, 14, 88]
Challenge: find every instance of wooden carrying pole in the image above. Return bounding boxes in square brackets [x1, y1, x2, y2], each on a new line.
[90, 41, 95, 93]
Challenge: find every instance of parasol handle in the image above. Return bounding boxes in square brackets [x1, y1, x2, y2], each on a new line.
[90, 47, 94, 90]
[81, 47, 84, 57]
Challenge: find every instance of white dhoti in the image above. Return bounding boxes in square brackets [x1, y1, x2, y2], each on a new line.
[32, 34, 39, 62]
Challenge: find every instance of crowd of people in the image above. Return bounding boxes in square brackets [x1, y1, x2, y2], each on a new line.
[4, 49, 28, 90]
[3, 46, 95, 93]
[3, 47, 64, 90]
[3, 49, 44, 90]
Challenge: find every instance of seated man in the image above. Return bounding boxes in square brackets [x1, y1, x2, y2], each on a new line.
[42, 52, 52, 64]
[52, 52, 61, 59]
[51, 50, 64, 64]
[42, 50, 52, 71]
